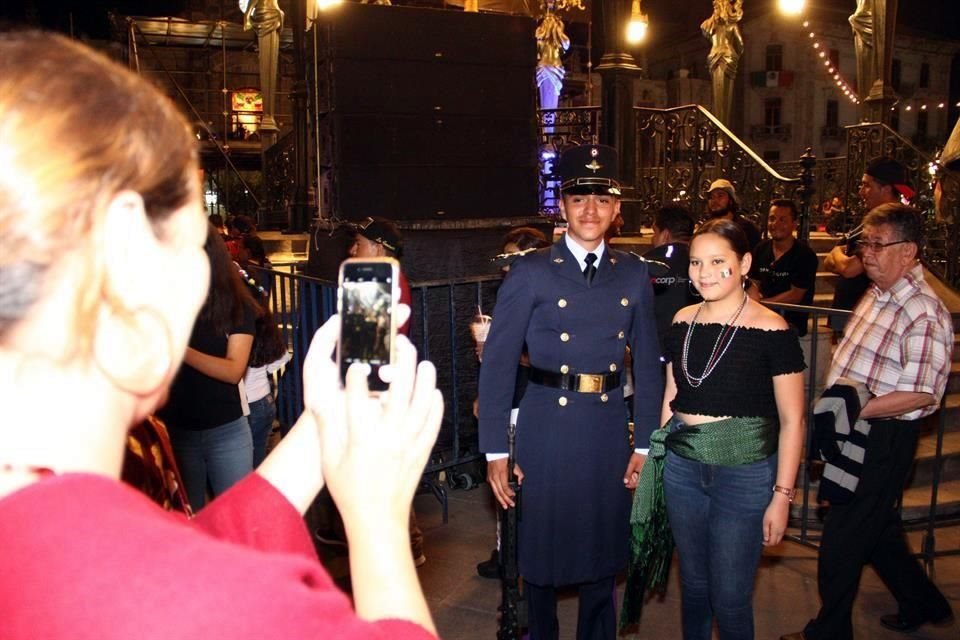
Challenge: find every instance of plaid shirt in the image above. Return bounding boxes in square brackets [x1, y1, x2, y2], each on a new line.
[827, 264, 953, 420]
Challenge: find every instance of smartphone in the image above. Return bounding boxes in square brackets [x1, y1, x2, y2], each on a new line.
[337, 257, 400, 392]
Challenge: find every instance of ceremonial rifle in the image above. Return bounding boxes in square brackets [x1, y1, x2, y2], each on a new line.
[497, 422, 522, 640]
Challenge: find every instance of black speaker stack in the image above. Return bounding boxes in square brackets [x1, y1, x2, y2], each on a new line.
[312, 4, 539, 222]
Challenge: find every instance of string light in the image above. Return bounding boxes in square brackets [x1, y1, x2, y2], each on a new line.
[891, 102, 946, 113]
[805, 21, 858, 104]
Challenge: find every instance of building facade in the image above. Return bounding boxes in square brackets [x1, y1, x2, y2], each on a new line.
[639, 5, 960, 164]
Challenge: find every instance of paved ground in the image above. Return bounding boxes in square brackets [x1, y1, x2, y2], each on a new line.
[322, 484, 960, 640]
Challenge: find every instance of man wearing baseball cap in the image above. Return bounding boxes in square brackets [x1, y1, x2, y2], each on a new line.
[705, 178, 762, 250]
[479, 144, 663, 639]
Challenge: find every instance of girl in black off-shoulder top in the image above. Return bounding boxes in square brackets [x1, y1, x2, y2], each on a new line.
[656, 219, 806, 640]
[665, 324, 805, 419]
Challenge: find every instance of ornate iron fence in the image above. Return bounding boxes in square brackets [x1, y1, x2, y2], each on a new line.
[537, 106, 602, 216]
[844, 123, 960, 288]
[775, 155, 848, 228]
[632, 105, 802, 227]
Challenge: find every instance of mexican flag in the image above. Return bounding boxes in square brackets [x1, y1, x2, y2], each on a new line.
[750, 71, 795, 88]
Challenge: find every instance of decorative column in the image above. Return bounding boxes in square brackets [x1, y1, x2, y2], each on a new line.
[289, 0, 310, 232]
[595, 0, 641, 186]
[242, 0, 284, 148]
[700, 0, 743, 128]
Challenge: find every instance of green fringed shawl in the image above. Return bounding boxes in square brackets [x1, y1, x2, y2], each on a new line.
[619, 428, 671, 629]
[619, 415, 778, 629]
[664, 415, 778, 466]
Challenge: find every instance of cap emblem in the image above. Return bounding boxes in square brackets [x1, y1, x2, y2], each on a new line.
[585, 159, 602, 173]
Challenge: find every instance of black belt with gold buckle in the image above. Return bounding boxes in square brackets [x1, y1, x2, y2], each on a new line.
[527, 366, 621, 394]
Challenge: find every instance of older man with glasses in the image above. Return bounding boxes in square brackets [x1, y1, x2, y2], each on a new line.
[782, 203, 954, 640]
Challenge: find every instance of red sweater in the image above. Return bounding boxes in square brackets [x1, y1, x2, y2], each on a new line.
[0, 473, 435, 640]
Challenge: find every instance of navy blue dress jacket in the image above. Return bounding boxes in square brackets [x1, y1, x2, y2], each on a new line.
[478, 236, 663, 586]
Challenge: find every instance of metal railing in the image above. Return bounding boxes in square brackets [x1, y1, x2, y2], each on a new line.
[254, 266, 502, 522]
[632, 105, 802, 224]
[774, 155, 849, 228]
[844, 122, 960, 289]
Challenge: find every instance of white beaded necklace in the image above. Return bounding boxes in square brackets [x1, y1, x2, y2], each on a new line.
[680, 293, 748, 388]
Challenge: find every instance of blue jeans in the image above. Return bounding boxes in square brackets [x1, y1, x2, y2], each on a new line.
[247, 395, 276, 467]
[168, 417, 253, 510]
[664, 451, 777, 640]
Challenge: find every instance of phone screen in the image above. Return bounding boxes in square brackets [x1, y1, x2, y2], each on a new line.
[339, 261, 396, 391]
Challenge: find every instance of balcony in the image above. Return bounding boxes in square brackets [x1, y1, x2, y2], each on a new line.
[750, 124, 792, 142]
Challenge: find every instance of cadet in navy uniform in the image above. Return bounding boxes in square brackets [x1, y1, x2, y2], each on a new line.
[478, 145, 664, 640]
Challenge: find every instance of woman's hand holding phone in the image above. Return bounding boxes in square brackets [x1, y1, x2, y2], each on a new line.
[303, 307, 442, 524]
[302, 310, 441, 632]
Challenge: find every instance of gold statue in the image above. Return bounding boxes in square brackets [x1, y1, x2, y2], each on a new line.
[536, 7, 568, 96]
[701, 0, 744, 127]
[240, 0, 284, 36]
[849, 0, 876, 102]
[535, 0, 584, 113]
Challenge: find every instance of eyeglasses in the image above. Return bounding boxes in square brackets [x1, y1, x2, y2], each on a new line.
[857, 239, 909, 253]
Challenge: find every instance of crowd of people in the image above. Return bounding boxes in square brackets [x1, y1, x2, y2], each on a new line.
[1, 29, 956, 640]
[476, 149, 955, 640]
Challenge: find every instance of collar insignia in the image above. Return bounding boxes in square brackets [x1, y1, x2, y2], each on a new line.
[553, 257, 564, 264]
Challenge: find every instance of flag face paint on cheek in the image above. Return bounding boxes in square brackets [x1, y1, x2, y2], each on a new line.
[719, 268, 732, 279]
